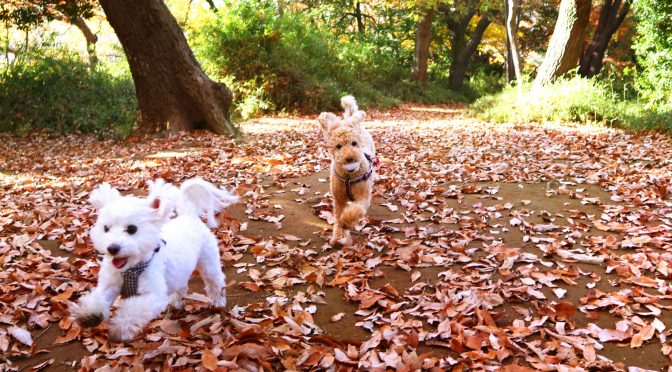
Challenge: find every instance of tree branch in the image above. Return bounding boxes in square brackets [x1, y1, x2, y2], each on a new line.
[458, 14, 491, 62]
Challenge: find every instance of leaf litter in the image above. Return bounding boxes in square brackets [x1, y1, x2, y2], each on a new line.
[2, 103, 672, 370]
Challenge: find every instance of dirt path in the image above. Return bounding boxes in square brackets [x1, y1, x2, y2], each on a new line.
[4, 104, 672, 370]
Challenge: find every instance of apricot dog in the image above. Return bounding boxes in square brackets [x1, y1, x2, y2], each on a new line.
[318, 96, 377, 246]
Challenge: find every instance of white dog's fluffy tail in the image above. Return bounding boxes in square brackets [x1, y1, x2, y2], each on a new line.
[179, 178, 238, 227]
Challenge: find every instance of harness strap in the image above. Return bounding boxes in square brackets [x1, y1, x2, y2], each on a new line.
[120, 240, 164, 299]
[333, 154, 376, 202]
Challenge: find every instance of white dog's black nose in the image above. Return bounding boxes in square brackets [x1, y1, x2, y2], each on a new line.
[107, 244, 121, 255]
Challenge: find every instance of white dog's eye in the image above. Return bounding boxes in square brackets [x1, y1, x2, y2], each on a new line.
[351, 141, 358, 146]
[103, 225, 109, 233]
[335, 144, 342, 150]
[126, 225, 138, 235]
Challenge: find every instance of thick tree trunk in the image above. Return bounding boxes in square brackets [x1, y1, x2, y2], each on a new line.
[448, 15, 492, 90]
[505, 0, 522, 83]
[411, 8, 435, 82]
[578, 0, 630, 77]
[533, 0, 591, 89]
[99, 0, 239, 136]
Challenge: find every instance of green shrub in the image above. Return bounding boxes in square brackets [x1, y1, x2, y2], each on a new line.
[0, 49, 136, 135]
[191, 1, 467, 118]
[632, 0, 672, 105]
[192, 2, 357, 116]
[471, 76, 672, 131]
[463, 69, 506, 101]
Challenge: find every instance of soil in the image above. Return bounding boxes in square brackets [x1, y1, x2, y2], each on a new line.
[17, 172, 666, 371]
[8, 104, 670, 370]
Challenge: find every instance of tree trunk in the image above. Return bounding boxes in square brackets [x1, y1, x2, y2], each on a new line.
[578, 0, 630, 77]
[412, 8, 435, 82]
[355, 2, 365, 34]
[99, 0, 239, 137]
[72, 17, 98, 68]
[505, 0, 522, 83]
[448, 15, 492, 90]
[52, 13, 98, 68]
[533, 0, 592, 89]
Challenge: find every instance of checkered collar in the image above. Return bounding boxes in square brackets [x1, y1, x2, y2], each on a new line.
[120, 240, 164, 299]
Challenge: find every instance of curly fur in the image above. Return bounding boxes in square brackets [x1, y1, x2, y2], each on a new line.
[317, 95, 376, 246]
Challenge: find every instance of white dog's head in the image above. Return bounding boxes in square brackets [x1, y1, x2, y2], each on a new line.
[318, 105, 373, 178]
[88, 180, 176, 271]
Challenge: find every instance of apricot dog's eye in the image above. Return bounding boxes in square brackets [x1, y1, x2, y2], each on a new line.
[335, 144, 342, 149]
[103, 225, 110, 233]
[351, 141, 358, 146]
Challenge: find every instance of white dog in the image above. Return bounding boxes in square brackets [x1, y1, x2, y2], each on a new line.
[75, 178, 238, 342]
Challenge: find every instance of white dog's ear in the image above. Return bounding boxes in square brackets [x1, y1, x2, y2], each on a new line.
[146, 179, 177, 222]
[89, 183, 121, 210]
[317, 112, 339, 134]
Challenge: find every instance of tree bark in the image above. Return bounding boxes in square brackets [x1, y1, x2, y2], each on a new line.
[411, 8, 435, 82]
[505, 0, 522, 83]
[51, 12, 98, 68]
[533, 0, 592, 89]
[355, 2, 365, 34]
[578, 0, 630, 77]
[448, 14, 492, 90]
[99, 0, 239, 137]
[72, 17, 98, 68]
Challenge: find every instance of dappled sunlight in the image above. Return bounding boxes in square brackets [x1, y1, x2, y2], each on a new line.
[240, 117, 316, 134]
[403, 105, 462, 114]
[145, 150, 195, 159]
[0, 171, 91, 190]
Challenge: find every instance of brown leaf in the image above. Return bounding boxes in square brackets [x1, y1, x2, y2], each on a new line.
[327, 276, 354, 286]
[53, 327, 79, 345]
[202, 348, 218, 371]
[631, 325, 655, 348]
[51, 288, 74, 302]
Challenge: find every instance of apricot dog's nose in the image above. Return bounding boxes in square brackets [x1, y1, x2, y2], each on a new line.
[345, 157, 354, 163]
[107, 244, 121, 255]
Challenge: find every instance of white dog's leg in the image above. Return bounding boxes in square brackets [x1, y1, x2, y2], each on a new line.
[76, 285, 119, 328]
[169, 288, 188, 310]
[197, 238, 227, 308]
[109, 294, 169, 343]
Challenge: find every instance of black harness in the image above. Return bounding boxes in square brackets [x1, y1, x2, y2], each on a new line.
[333, 153, 377, 201]
[120, 240, 164, 299]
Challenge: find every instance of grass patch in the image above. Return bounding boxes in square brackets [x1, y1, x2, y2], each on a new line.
[471, 77, 672, 131]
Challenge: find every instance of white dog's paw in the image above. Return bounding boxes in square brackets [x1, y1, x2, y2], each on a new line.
[77, 311, 105, 328]
[108, 321, 141, 343]
[211, 295, 227, 308]
[169, 294, 184, 310]
[74, 298, 108, 328]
